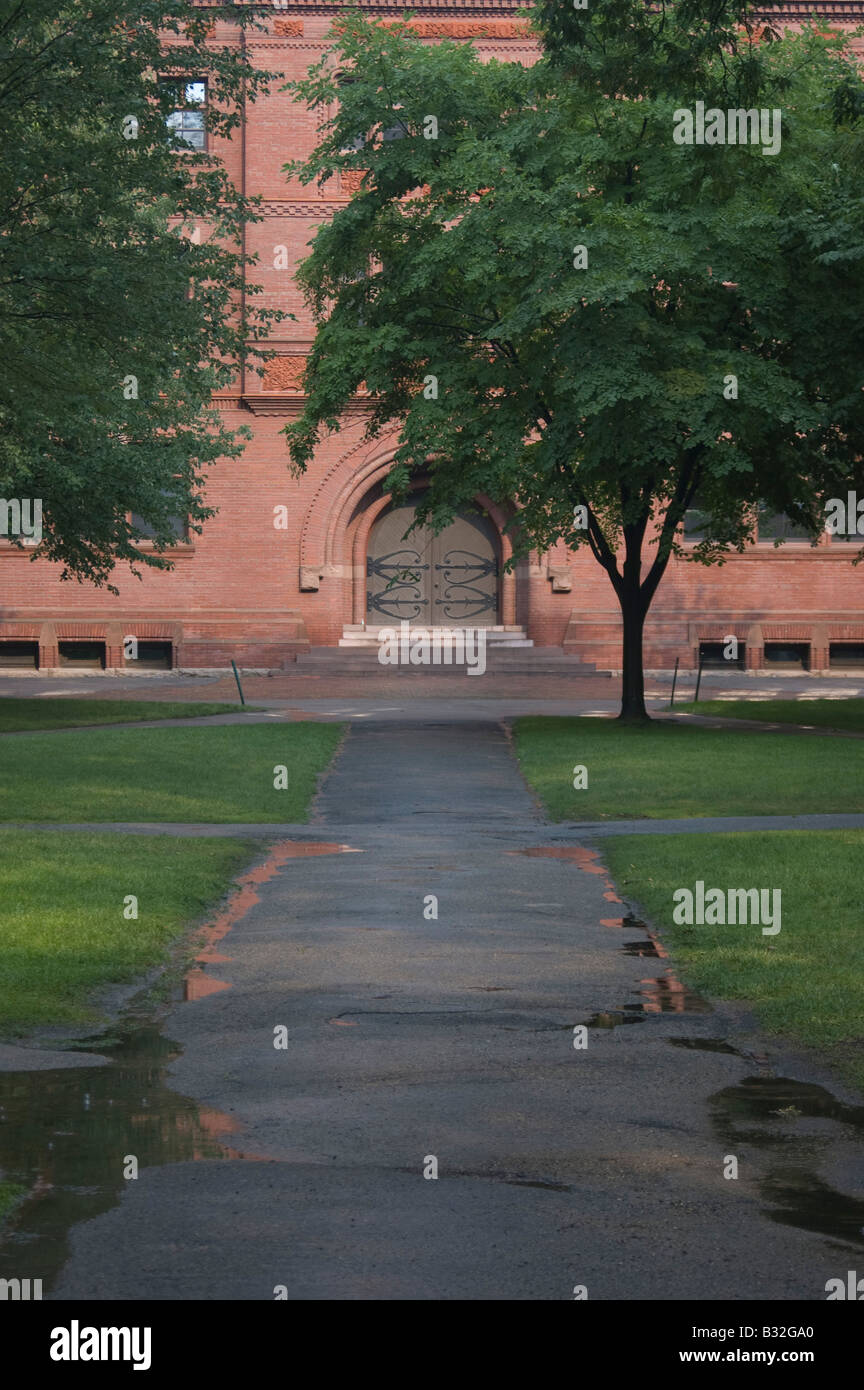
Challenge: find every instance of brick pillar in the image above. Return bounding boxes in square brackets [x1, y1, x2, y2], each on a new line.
[745, 623, 763, 671]
[39, 621, 57, 670]
[810, 623, 829, 673]
[105, 622, 125, 670]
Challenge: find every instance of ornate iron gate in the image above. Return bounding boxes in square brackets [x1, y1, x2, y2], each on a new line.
[367, 496, 499, 628]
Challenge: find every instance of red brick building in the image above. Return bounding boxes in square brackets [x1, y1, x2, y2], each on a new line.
[2, 0, 863, 675]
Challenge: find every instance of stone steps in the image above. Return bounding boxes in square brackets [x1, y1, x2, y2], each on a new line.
[295, 635, 609, 676]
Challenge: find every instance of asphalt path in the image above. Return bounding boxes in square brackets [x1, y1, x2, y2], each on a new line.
[36, 720, 864, 1300]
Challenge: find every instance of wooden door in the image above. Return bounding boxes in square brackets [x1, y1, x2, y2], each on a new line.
[367, 497, 498, 627]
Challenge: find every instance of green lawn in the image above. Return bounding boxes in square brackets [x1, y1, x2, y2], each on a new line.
[0, 722, 343, 822]
[676, 697, 864, 734]
[604, 829, 864, 1088]
[0, 697, 245, 733]
[512, 716, 864, 821]
[0, 831, 256, 1033]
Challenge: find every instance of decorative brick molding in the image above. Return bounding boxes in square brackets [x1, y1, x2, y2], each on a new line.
[340, 170, 368, 195]
[273, 19, 304, 35]
[381, 19, 528, 35]
[262, 355, 307, 391]
[258, 201, 344, 216]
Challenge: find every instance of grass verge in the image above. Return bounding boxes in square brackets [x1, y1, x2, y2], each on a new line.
[675, 697, 864, 733]
[512, 716, 864, 821]
[0, 698, 247, 733]
[0, 722, 344, 822]
[0, 831, 256, 1033]
[604, 829, 864, 1089]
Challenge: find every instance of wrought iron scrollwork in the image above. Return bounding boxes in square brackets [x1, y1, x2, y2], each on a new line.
[367, 548, 429, 620]
[434, 548, 498, 620]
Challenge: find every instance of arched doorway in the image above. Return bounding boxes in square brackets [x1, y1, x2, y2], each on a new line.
[366, 493, 500, 628]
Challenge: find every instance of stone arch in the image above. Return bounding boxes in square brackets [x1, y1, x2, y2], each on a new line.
[299, 438, 518, 626]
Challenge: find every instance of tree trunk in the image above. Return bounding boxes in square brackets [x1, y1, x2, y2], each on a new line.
[617, 581, 649, 722]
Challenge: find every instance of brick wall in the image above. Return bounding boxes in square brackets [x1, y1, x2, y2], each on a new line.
[2, 2, 862, 671]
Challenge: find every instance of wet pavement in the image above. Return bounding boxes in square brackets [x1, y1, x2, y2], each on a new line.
[1, 719, 863, 1300]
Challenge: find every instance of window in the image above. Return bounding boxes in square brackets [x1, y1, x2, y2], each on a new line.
[698, 641, 744, 670]
[381, 109, 408, 142]
[764, 642, 809, 670]
[162, 79, 207, 150]
[756, 506, 810, 542]
[125, 640, 173, 671]
[0, 640, 38, 669]
[682, 506, 711, 541]
[130, 511, 187, 541]
[337, 75, 365, 152]
[337, 75, 406, 149]
[59, 641, 105, 669]
[830, 643, 864, 668]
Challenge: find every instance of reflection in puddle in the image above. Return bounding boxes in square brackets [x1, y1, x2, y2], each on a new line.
[511, 845, 608, 874]
[0, 1025, 263, 1294]
[184, 838, 359, 999]
[639, 973, 712, 1014]
[584, 1008, 646, 1029]
[0, 840, 358, 1293]
[584, 968, 712, 1029]
[710, 1076, 864, 1246]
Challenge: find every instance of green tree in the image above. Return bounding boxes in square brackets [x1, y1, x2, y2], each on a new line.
[0, 0, 282, 588]
[284, 2, 864, 719]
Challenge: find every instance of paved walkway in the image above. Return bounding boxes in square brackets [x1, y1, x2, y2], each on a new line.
[4, 719, 863, 1301]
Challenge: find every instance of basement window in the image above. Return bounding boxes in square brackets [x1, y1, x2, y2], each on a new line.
[125, 640, 173, 670]
[58, 641, 106, 669]
[764, 642, 809, 671]
[0, 640, 38, 668]
[698, 641, 744, 670]
[829, 643, 864, 668]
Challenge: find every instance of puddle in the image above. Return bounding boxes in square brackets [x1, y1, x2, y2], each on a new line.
[0, 1023, 265, 1293]
[185, 838, 359, 996]
[511, 845, 629, 921]
[511, 846, 607, 874]
[669, 1038, 742, 1056]
[0, 839, 357, 1292]
[584, 1008, 646, 1028]
[710, 1076, 864, 1247]
[620, 939, 662, 958]
[638, 973, 712, 1014]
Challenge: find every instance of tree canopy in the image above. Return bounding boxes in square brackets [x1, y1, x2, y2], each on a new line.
[0, 0, 281, 588]
[284, 0, 864, 717]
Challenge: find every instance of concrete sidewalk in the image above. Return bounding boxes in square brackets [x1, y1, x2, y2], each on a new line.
[20, 719, 864, 1300]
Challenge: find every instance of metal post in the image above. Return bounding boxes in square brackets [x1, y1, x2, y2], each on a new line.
[694, 650, 705, 705]
[230, 659, 246, 707]
[669, 656, 679, 708]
